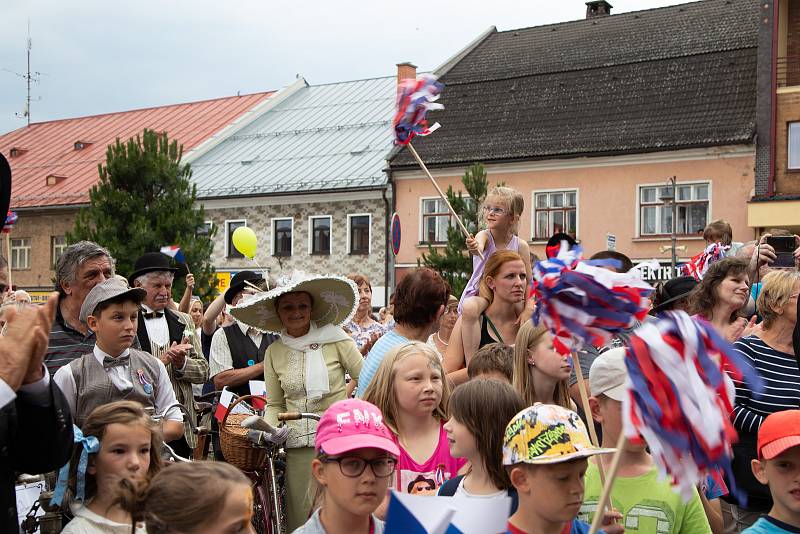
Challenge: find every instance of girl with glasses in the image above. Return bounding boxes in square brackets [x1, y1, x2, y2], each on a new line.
[298, 399, 400, 534]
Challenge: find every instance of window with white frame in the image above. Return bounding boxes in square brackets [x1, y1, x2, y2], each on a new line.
[51, 236, 67, 267]
[202, 221, 213, 237]
[638, 183, 709, 236]
[273, 218, 293, 257]
[348, 214, 371, 255]
[309, 216, 331, 255]
[420, 197, 476, 244]
[225, 220, 246, 258]
[532, 190, 577, 240]
[11, 238, 31, 269]
[789, 122, 800, 170]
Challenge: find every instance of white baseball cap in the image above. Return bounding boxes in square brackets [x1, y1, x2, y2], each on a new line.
[589, 347, 627, 402]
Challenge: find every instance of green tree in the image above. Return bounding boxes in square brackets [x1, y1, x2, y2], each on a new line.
[420, 163, 488, 297]
[68, 129, 217, 300]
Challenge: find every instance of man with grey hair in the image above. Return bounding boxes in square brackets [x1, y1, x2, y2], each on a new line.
[44, 240, 116, 375]
[130, 252, 208, 457]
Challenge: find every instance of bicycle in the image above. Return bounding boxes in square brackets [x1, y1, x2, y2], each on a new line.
[151, 389, 220, 462]
[242, 411, 321, 534]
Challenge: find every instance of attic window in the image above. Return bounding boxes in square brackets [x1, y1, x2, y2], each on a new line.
[74, 140, 92, 151]
[46, 174, 67, 186]
[9, 147, 28, 157]
[350, 145, 370, 156]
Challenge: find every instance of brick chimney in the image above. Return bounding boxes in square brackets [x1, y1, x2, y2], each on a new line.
[586, 0, 612, 18]
[396, 62, 417, 84]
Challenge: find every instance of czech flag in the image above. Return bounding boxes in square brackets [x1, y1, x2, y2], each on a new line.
[385, 492, 510, 534]
[160, 245, 185, 263]
[249, 380, 267, 410]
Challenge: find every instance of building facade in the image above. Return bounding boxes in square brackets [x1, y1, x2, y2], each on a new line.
[748, 0, 800, 232]
[0, 92, 274, 294]
[389, 0, 760, 282]
[186, 76, 397, 305]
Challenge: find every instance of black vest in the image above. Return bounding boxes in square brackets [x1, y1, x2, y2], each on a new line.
[223, 324, 276, 397]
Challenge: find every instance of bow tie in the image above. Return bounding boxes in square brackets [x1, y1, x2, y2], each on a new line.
[143, 311, 164, 320]
[103, 354, 129, 369]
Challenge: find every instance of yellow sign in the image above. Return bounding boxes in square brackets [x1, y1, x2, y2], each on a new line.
[214, 271, 231, 294]
[28, 291, 53, 305]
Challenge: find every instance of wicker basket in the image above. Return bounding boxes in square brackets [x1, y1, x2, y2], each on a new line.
[220, 394, 268, 471]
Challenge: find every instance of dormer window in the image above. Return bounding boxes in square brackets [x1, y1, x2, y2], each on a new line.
[46, 174, 67, 186]
[9, 147, 28, 158]
[74, 140, 92, 151]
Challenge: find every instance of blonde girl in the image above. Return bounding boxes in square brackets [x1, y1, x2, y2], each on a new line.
[440, 379, 525, 514]
[119, 461, 253, 534]
[513, 321, 573, 409]
[54, 400, 163, 534]
[363, 342, 466, 502]
[459, 186, 531, 311]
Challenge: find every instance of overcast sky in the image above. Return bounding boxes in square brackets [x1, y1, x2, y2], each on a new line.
[1, 0, 689, 135]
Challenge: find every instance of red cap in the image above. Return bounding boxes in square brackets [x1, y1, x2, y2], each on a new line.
[758, 410, 800, 460]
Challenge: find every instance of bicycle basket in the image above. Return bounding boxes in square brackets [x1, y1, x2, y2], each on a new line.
[220, 394, 268, 471]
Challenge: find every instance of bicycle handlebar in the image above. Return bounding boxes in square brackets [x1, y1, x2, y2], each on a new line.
[152, 403, 199, 435]
[277, 412, 321, 422]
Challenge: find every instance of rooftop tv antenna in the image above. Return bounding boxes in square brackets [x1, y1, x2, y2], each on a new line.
[4, 21, 42, 126]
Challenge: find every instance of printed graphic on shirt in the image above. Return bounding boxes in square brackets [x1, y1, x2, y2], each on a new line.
[580, 499, 676, 534]
[397, 464, 452, 495]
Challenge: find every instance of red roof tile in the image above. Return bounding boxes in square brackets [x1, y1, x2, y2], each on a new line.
[1, 92, 274, 208]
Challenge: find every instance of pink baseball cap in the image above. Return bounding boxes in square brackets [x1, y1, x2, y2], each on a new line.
[315, 399, 400, 457]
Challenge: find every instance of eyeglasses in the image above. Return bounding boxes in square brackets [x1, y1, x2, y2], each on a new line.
[482, 206, 507, 216]
[445, 306, 459, 315]
[322, 456, 397, 478]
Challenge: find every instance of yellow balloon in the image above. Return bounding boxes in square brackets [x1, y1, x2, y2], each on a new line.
[232, 226, 257, 259]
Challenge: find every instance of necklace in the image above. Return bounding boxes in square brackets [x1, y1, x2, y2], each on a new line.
[436, 331, 449, 346]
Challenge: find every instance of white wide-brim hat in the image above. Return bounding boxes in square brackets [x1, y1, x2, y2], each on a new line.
[230, 270, 358, 334]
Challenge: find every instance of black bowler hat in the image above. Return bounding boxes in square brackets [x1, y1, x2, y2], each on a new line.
[651, 276, 699, 314]
[128, 252, 179, 285]
[225, 270, 265, 304]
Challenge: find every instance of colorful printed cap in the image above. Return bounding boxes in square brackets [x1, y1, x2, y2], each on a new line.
[502, 403, 616, 465]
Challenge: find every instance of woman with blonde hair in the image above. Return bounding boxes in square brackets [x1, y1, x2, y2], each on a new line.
[727, 269, 800, 529]
[512, 321, 573, 409]
[446, 251, 527, 385]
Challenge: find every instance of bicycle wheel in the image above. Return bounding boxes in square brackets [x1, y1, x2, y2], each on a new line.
[252, 482, 269, 534]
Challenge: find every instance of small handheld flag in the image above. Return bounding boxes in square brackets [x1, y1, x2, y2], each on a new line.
[681, 242, 729, 280]
[393, 75, 444, 146]
[2, 211, 17, 234]
[160, 245, 185, 263]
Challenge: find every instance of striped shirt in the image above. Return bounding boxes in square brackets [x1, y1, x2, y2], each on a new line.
[732, 335, 800, 434]
[44, 302, 140, 376]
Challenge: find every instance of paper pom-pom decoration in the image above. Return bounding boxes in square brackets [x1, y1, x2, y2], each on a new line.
[681, 242, 730, 280]
[532, 243, 653, 355]
[623, 311, 763, 500]
[393, 74, 444, 146]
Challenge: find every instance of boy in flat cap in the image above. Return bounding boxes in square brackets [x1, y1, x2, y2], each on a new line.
[54, 278, 184, 441]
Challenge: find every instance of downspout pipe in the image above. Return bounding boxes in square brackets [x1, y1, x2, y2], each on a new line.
[769, 0, 779, 196]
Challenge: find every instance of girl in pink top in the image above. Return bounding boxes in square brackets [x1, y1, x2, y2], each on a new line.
[362, 342, 466, 498]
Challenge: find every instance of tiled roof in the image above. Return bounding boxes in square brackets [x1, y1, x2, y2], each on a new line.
[1, 92, 273, 208]
[189, 76, 396, 198]
[391, 0, 760, 168]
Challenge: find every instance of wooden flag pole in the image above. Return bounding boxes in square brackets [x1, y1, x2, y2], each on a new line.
[572, 353, 606, 485]
[588, 432, 626, 534]
[406, 142, 484, 261]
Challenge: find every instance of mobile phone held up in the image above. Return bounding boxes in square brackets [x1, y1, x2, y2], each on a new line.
[766, 236, 796, 268]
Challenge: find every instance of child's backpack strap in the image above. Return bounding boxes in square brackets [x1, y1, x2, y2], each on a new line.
[437, 474, 463, 496]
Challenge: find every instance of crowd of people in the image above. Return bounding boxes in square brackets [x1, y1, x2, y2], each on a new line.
[2, 183, 800, 534]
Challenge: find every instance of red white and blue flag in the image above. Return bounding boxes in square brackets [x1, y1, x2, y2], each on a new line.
[160, 245, 185, 263]
[393, 75, 444, 146]
[680, 242, 729, 280]
[2, 211, 17, 234]
[384, 491, 509, 534]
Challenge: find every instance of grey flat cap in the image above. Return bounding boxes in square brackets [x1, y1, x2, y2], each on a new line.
[80, 278, 147, 324]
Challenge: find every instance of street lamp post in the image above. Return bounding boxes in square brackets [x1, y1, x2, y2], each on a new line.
[659, 176, 678, 279]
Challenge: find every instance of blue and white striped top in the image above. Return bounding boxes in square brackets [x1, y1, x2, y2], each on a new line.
[732, 335, 800, 434]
